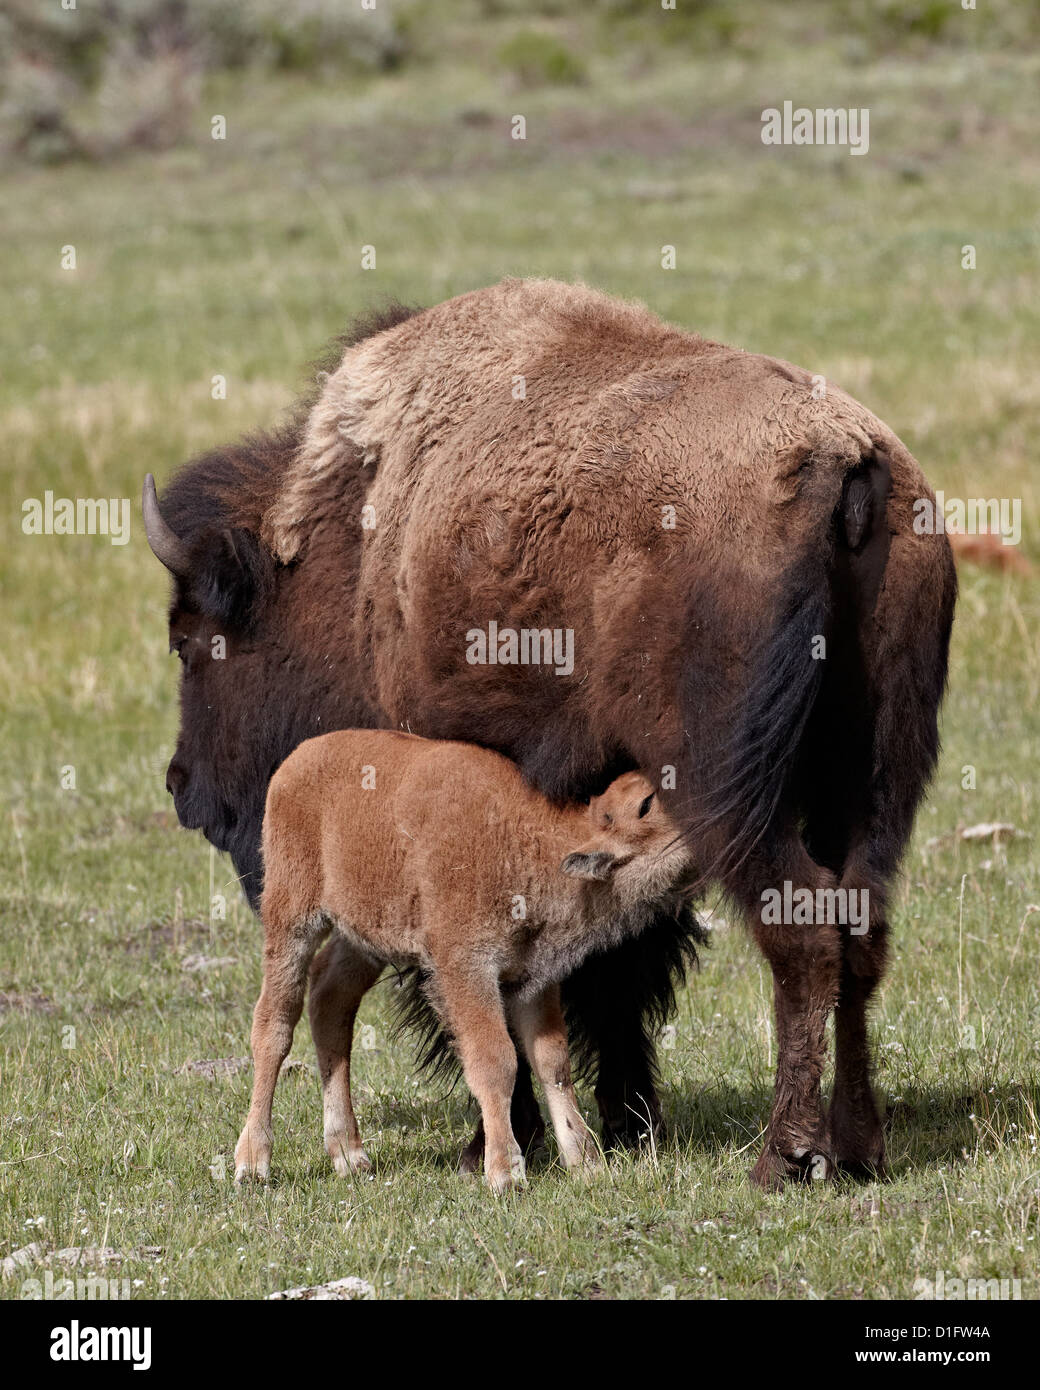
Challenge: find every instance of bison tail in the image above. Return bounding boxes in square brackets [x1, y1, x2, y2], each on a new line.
[834, 470, 957, 895]
[681, 444, 955, 897]
[678, 543, 836, 892]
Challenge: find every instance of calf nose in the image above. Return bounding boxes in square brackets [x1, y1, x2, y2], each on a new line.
[165, 760, 186, 797]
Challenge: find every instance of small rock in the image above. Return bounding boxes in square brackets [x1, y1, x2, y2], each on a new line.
[181, 954, 237, 973]
[176, 1057, 251, 1079]
[959, 822, 1028, 843]
[268, 1276, 375, 1301]
[0, 1243, 42, 1280]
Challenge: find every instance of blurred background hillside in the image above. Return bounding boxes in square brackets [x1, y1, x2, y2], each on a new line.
[4, 1, 1040, 164]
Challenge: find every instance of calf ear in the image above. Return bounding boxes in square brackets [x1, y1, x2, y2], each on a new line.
[188, 527, 276, 633]
[560, 850, 618, 881]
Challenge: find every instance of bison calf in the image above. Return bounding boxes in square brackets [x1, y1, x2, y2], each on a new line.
[234, 729, 694, 1193]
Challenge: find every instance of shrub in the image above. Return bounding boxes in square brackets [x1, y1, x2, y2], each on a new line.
[0, 0, 411, 163]
[497, 30, 587, 87]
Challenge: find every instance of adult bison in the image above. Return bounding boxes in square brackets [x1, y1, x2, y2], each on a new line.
[145, 279, 956, 1189]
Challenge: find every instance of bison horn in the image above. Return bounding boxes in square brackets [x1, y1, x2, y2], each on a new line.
[142, 473, 190, 578]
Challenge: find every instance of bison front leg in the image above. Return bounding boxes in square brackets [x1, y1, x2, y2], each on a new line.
[560, 938, 663, 1150]
[593, 1032, 661, 1150]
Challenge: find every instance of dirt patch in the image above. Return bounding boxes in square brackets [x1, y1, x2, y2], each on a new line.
[0, 988, 55, 1015]
[175, 1056, 310, 1080]
[122, 919, 214, 959]
[545, 106, 752, 162]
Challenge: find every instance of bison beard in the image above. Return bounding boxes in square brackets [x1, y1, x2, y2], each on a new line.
[147, 280, 956, 1184]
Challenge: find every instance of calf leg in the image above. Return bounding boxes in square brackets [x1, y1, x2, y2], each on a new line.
[511, 985, 597, 1173]
[458, 1056, 545, 1174]
[308, 934, 384, 1176]
[461, 948, 674, 1160]
[433, 959, 524, 1195]
[235, 914, 329, 1182]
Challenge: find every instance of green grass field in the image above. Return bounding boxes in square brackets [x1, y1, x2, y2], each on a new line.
[2, 5, 1039, 1299]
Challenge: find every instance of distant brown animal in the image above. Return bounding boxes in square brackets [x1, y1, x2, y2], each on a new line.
[947, 527, 1033, 576]
[233, 730, 694, 1192]
[147, 278, 957, 1189]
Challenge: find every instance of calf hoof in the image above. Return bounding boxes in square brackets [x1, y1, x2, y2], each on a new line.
[458, 1112, 546, 1174]
[570, 1145, 602, 1178]
[328, 1141, 372, 1177]
[486, 1151, 527, 1196]
[234, 1126, 271, 1184]
[750, 1144, 833, 1192]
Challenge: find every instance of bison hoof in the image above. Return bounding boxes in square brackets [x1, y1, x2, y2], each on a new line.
[826, 1123, 887, 1180]
[233, 1158, 270, 1184]
[750, 1144, 833, 1192]
[834, 1155, 888, 1182]
[601, 1110, 662, 1154]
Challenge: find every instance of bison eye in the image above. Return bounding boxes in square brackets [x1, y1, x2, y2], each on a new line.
[170, 637, 187, 660]
[637, 793, 654, 819]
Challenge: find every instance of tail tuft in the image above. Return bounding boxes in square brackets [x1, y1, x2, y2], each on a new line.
[681, 545, 834, 886]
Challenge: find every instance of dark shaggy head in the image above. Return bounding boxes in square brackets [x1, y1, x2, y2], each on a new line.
[146, 303, 420, 904]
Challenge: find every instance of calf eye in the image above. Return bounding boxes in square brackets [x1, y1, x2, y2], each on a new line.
[637, 793, 654, 819]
